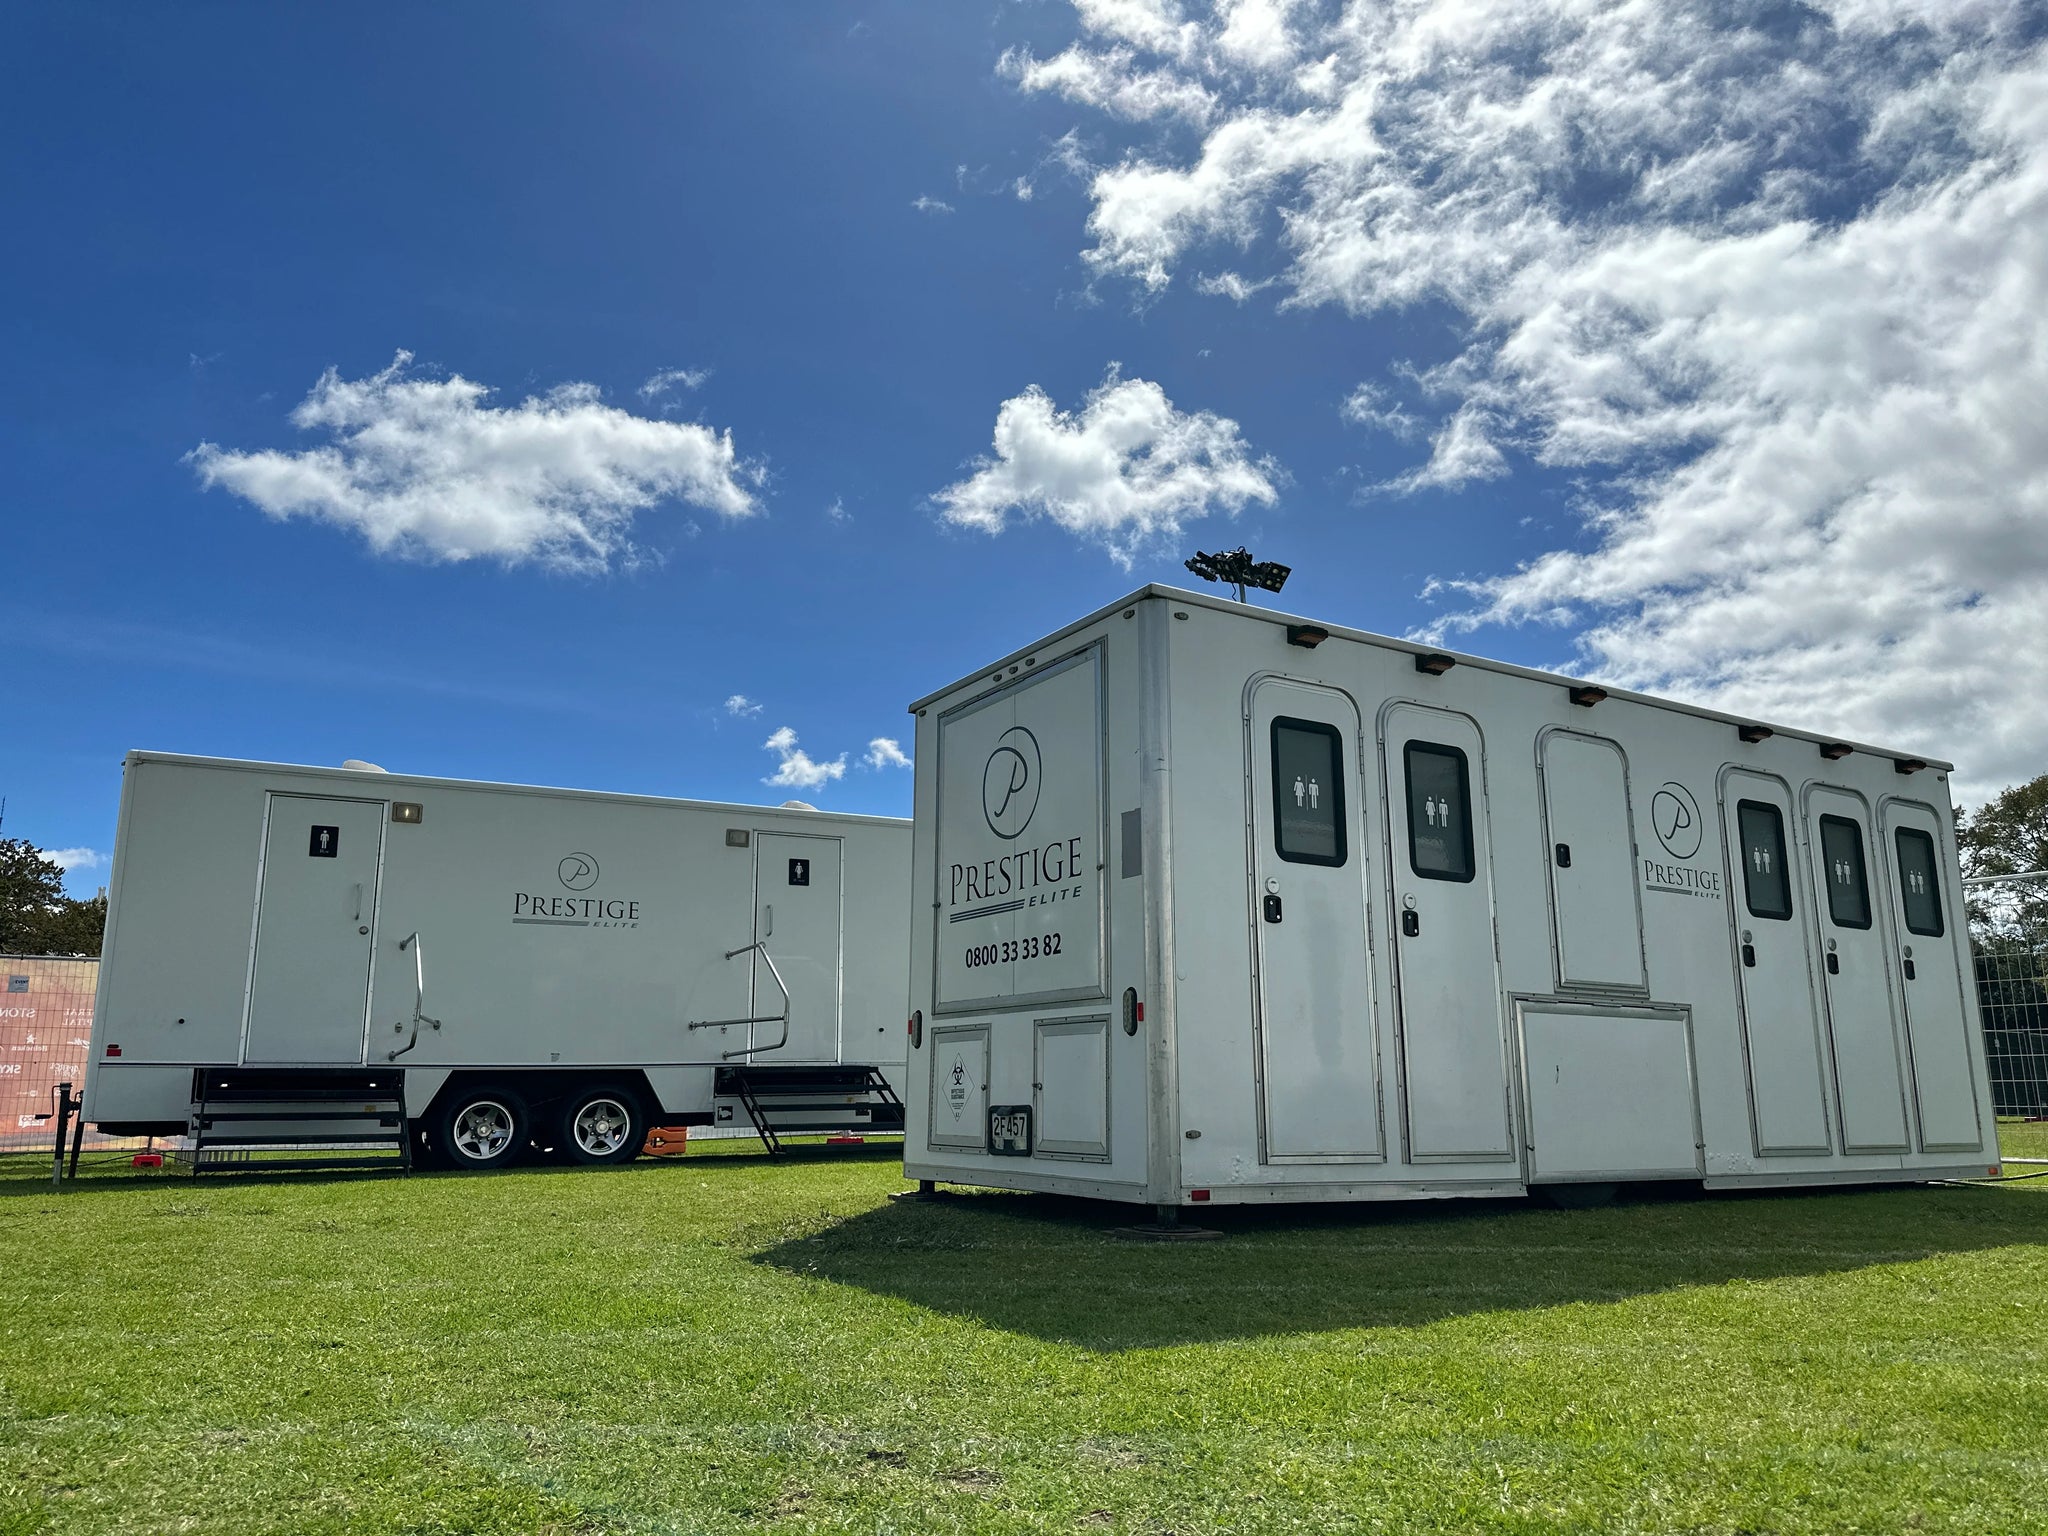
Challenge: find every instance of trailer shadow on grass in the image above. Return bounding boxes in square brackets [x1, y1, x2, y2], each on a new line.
[752, 1181, 2048, 1349]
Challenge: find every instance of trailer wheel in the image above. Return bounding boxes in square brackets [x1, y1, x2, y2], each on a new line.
[559, 1085, 645, 1166]
[433, 1088, 530, 1172]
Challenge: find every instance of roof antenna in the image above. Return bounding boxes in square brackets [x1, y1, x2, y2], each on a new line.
[1185, 546, 1290, 604]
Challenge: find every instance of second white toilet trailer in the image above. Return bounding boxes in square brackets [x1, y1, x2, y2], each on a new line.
[901, 585, 1999, 1212]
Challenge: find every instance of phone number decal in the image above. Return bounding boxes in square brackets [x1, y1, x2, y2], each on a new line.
[964, 932, 1064, 968]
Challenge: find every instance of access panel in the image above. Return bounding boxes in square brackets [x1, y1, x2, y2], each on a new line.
[1539, 732, 1647, 992]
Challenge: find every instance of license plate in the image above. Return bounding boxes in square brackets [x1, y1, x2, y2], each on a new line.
[988, 1105, 1033, 1156]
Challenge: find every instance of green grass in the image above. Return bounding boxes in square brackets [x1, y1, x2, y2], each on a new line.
[1996, 1116, 2048, 1162]
[2, 1139, 2045, 1535]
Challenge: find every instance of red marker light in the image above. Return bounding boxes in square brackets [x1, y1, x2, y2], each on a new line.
[105, 1044, 122, 1057]
[1190, 1189, 1210, 1202]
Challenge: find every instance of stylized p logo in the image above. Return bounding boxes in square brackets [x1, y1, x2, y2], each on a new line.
[982, 726, 1042, 841]
[558, 853, 600, 891]
[1651, 784, 1704, 860]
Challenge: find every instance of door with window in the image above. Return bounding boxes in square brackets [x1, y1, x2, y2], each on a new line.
[1721, 773, 1830, 1154]
[1248, 680, 1380, 1159]
[1381, 704, 1512, 1163]
[245, 795, 384, 1064]
[1880, 802, 1984, 1153]
[753, 833, 843, 1062]
[1803, 788, 1909, 1151]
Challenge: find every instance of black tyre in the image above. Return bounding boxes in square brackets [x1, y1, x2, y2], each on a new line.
[431, 1086, 530, 1172]
[558, 1084, 645, 1166]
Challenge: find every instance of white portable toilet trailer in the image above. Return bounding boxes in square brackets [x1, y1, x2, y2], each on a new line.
[901, 586, 1999, 1214]
[86, 753, 910, 1168]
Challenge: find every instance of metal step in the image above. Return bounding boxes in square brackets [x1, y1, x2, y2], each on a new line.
[716, 1064, 904, 1157]
[190, 1069, 411, 1176]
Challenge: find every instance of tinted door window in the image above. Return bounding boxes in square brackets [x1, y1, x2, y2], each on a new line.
[1272, 718, 1346, 865]
[1405, 742, 1475, 882]
[1894, 827, 1945, 937]
[1736, 800, 1793, 920]
[1819, 814, 1872, 929]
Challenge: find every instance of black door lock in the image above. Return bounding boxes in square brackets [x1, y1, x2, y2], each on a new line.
[1903, 958, 1917, 980]
[1741, 943, 1756, 968]
[1402, 909, 1420, 938]
[1826, 952, 1840, 975]
[1555, 843, 1572, 868]
[1262, 893, 1283, 924]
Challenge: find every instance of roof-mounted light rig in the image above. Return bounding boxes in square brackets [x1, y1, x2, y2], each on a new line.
[1185, 547, 1291, 604]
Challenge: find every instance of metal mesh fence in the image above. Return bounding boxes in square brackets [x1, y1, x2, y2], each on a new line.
[1976, 939, 2048, 1119]
[0, 955, 156, 1154]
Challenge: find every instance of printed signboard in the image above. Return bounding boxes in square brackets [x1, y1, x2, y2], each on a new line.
[934, 646, 1104, 1012]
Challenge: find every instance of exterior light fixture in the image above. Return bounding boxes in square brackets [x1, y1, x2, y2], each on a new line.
[1738, 724, 1773, 744]
[1415, 652, 1457, 676]
[1185, 546, 1291, 603]
[1568, 686, 1607, 708]
[1894, 758, 1927, 775]
[1285, 624, 1329, 649]
[1819, 742, 1854, 761]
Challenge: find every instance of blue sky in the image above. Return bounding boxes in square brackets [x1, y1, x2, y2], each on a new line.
[5, 2, 2044, 892]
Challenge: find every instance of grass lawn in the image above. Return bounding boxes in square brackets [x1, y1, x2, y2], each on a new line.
[2, 1137, 2045, 1535]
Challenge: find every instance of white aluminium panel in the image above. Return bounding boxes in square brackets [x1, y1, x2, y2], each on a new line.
[1521, 1002, 1700, 1180]
[1879, 799, 1983, 1153]
[1034, 1016, 1109, 1158]
[933, 647, 1105, 1013]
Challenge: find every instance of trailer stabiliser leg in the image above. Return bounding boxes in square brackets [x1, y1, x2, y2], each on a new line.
[42, 1082, 83, 1189]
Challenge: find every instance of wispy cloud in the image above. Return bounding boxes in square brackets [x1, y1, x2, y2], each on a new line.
[724, 693, 764, 718]
[864, 737, 912, 770]
[189, 351, 758, 572]
[912, 195, 955, 215]
[639, 366, 712, 400]
[763, 726, 847, 790]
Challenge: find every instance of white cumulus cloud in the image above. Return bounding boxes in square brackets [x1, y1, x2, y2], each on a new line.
[47, 848, 105, 873]
[865, 737, 913, 770]
[933, 367, 1280, 565]
[724, 694, 763, 718]
[1007, 0, 2048, 798]
[763, 726, 847, 790]
[188, 351, 758, 572]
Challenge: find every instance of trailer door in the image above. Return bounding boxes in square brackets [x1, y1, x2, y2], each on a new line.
[1804, 789, 1910, 1151]
[1248, 680, 1380, 1159]
[1382, 704, 1514, 1163]
[244, 795, 384, 1064]
[1880, 802, 1984, 1153]
[1720, 773, 1831, 1154]
[1539, 732, 1647, 993]
[753, 832, 843, 1063]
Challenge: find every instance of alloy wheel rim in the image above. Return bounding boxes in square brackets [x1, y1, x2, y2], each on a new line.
[574, 1097, 632, 1156]
[453, 1101, 514, 1161]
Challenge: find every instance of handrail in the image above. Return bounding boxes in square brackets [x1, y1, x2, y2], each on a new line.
[686, 940, 791, 1060]
[386, 931, 444, 1061]
[1964, 869, 2048, 888]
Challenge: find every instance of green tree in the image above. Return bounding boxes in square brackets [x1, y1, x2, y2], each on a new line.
[1957, 772, 2048, 945]
[0, 837, 106, 956]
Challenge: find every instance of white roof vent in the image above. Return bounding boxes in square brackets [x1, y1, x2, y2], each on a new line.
[342, 759, 389, 773]
[779, 799, 818, 811]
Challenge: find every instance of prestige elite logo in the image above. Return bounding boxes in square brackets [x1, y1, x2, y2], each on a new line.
[982, 726, 1043, 841]
[513, 850, 640, 928]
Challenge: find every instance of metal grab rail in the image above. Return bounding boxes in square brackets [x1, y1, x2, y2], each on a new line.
[686, 941, 791, 1060]
[386, 931, 444, 1061]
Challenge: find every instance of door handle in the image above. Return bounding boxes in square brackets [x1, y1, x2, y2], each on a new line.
[1903, 957, 1917, 980]
[1826, 952, 1840, 975]
[1554, 843, 1572, 868]
[1402, 910, 1421, 938]
[1262, 893, 1283, 924]
[1742, 943, 1756, 968]
[763, 904, 773, 939]
[351, 883, 363, 921]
